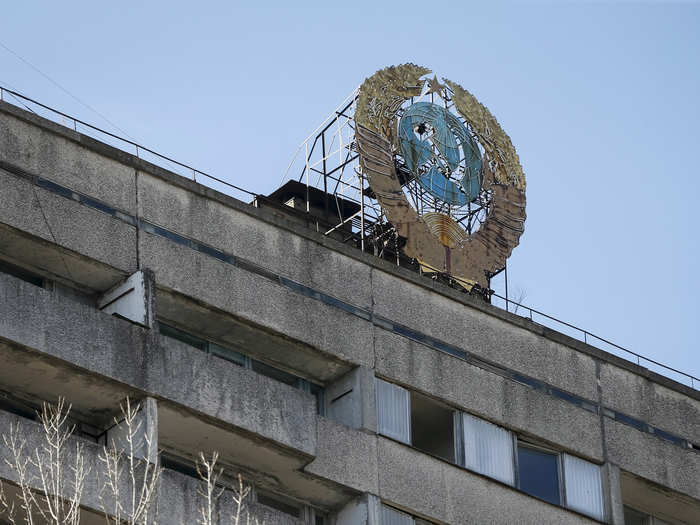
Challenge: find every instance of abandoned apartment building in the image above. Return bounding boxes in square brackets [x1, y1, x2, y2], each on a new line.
[0, 84, 699, 525]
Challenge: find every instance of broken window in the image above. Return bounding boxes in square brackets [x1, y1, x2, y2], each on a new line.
[410, 390, 455, 463]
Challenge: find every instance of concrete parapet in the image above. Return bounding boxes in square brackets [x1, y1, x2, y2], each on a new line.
[325, 366, 377, 432]
[604, 418, 700, 501]
[304, 417, 378, 495]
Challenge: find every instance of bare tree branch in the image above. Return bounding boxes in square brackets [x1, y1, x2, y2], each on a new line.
[2, 397, 88, 525]
[98, 397, 161, 525]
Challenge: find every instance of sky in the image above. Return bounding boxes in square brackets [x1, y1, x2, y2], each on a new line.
[1, 1, 698, 385]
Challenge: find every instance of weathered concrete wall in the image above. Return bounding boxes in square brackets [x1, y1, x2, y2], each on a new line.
[377, 438, 599, 524]
[0, 167, 137, 275]
[374, 327, 605, 461]
[305, 418, 379, 495]
[1, 100, 699, 523]
[0, 272, 317, 457]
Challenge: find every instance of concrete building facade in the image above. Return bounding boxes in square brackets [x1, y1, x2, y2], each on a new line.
[0, 98, 698, 524]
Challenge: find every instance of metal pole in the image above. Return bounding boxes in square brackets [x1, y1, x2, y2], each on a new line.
[504, 261, 509, 312]
[359, 169, 365, 252]
[322, 131, 329, 220]
[305, 141, 310, 213]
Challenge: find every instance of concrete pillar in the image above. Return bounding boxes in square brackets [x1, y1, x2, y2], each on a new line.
[325, 366, 376, 432]
[334, 493, 381, 525]
[102, 397, 158, 464]
[602, 462, 625, 524]
[97, 269, 156, 328]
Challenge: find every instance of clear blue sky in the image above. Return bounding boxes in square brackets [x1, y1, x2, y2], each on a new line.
[2, 2, 699, 384]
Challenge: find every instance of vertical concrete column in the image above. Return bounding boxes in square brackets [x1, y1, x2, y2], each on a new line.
[325, 366, 376, 432]
[103, 397, 158, 464]
[97, 269, 156, 328]
[334, 493, 381, 525]
[602, 462, 625, 524]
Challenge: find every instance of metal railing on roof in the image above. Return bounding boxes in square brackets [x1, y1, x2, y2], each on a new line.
[0, 86, 257, 202]
[491, 293, 697, 389]
[0, 85, 696, 391]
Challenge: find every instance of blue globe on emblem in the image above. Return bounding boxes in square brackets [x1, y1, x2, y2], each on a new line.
[398, 102, 483, 206]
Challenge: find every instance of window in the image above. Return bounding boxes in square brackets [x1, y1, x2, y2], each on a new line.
[160, 453, 200, 479]
[460, 412, 515, 485]
[0, 259, 44, 287]
[374, 379, 604, 520]
[381, 505, 413, 525]
[410, 390, 455, 462]
[210, 342, 247, 367]
[251, 359, 300, 387]
[517, 443, 561, 505]
[256, 491, 301, 518]
[563, 453, 604, 521]
[623, 507, 672, 525]
[376, 378, 455, 460]
[376, 379, 411, 444]
[159, 323, 209, 352]
[380, 504, 434, 525]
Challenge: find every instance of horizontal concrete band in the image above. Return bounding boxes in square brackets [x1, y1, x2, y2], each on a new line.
[2, 157, 698, 456]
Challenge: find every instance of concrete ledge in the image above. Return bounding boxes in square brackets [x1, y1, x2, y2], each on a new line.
[0, 272, 316, 457]
[139, 231, 375, 371]
[600, 362, 700, 442]
[0, 169, 137, 275]
[604, 418, 700, 501]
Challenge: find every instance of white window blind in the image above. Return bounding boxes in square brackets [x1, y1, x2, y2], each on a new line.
[376, 378, 411, 444]
[461, 412, 515, 485]
[563, 454, 604, 521]
[381, 504, 414, 525]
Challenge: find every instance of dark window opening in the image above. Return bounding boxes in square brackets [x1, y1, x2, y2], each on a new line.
[410, 391, 455, 463]
[251, 360, 300, 387]
[210, 343, 247, 367]
[308, 382, 325, 416]
[517, 444, 560, 505]
[0, 259, 44, 287]
[161, 453, 200, 479]
[256, 491, 301, 518]
[159, 323, 207, 351]
[0, 393, 37, 421]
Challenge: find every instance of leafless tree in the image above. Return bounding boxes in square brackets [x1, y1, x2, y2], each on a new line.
[511, 286, 527, 316]
[98, 397, 161, 525]
[1, 398, 262, 525]
[1, 397, 88, 525]
[195, 453, 261, 525]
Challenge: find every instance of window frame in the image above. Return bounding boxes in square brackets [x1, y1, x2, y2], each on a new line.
[374, 378, 607, 521]
[514, 439, 565, 507]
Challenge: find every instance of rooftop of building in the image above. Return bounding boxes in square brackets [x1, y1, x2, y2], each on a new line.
[0, 85, 696, 398]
